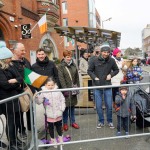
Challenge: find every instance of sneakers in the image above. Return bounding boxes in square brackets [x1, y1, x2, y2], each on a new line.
[51, 138, 57, 148]
[63, 124, 68, 131]
[97, 123, 104, 128]
[20, 131, 27, 140]
[108, 123, 115, 129]
[125, 132, 130, 138]
[116, 132, 121, 136]
[71, 123, 79, 129]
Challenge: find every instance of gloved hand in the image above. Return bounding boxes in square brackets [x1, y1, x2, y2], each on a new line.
[43, 97, 50, 106]
[63, 91, 70, 97]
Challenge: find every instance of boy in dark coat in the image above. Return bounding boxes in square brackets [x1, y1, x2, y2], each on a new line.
[115, 87, 136, 136]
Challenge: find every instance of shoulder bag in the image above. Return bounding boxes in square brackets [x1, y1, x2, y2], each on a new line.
[65, 67, 79, 96]
[19, 85, 33, 112]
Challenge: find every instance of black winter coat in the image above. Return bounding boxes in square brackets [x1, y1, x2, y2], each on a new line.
[32, 57, 60, 89]
[88, 56, 119, 86]
[11, 58, 32, 78]
[11, 57, 35, 93]
[0, 65, 23, 114]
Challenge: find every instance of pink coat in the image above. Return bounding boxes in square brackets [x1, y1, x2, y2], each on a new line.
[36, 85, 66, 119]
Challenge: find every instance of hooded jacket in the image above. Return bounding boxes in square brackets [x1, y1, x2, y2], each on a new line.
[115, 91, 136, 117]
[36, 85, 66, 119]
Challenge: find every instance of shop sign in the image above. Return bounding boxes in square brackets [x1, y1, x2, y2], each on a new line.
[21, 24, 31, 39]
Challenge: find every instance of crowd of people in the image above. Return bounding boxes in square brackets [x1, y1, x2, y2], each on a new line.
[0, 40, 144, 149]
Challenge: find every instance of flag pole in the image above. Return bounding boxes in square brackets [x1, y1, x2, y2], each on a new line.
[30, 8, 50, 33]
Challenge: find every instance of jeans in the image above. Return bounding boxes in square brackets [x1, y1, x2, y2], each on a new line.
[63, 106, 75, 124]
[95, 88, 112, 124]
[117, 116, 130, 132]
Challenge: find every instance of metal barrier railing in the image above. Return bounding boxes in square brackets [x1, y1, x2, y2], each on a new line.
[33, 82, 150, 150]
[0, 92, 34, 150]
[1, 80, 150, 149]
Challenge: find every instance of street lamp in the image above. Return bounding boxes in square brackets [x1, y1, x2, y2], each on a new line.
[102, 17, 112, 28]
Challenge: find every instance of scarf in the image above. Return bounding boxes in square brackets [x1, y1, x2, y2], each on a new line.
[114, 56, 121, 61]
[36, 56, 49, 67]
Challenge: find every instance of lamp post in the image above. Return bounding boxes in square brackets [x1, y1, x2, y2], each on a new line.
[102, 17, 112, 28]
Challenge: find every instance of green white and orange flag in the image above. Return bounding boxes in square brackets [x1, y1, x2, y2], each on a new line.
[24, 68, 48, 88]
[38, 14, 47, 34]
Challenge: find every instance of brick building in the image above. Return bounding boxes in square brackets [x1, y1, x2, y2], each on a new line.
[0, 0, 64, 64]
[60, 0, 101, 51]
[0, 0, 100, 63]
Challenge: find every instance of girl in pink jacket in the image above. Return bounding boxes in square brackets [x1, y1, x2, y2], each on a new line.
[36, 78, 66, 148]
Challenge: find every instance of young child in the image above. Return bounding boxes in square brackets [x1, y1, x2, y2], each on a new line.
[115, 87, 136, 136]
[36, 78, 66, 148]
[126, 58, 143, 84]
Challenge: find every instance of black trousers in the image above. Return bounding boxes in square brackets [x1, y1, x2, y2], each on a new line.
[48, 120, 62, 138]
[112, 87, 119, 102]
[4, 111, 21, 142]
[19, 109, 31, 133]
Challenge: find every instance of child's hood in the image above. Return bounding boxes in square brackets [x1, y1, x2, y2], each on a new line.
[41, 84, 58, 91]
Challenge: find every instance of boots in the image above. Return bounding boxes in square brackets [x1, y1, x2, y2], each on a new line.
[7, 139, 25, 150]
[58, 136, 63, 145]
[51, 138, 57, 148]
[7, 141, 22, 150]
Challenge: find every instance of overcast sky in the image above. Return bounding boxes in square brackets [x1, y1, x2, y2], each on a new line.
[95, 0, 150, 49]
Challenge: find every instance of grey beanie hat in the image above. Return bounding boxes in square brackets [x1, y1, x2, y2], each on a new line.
[100, 42, 110, 52]
[0, 41, 13, 59]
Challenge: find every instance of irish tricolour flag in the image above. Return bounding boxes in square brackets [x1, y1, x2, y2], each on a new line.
[24, 68, 48, 88]
[38, 14, 47, 34]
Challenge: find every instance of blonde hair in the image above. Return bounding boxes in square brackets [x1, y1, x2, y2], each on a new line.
[0, 59, 11, 69]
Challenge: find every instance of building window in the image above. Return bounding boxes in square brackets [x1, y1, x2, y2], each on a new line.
[63, 18, 68, 26]
[64, 36, 69, 47]
[62, 2, 67, 14]
[88, 0, 96, 28]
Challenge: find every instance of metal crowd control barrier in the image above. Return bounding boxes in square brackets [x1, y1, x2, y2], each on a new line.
[0, 92, 34, 150]
[141, 71, 150, 93]
[33, 82, 150, 150]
